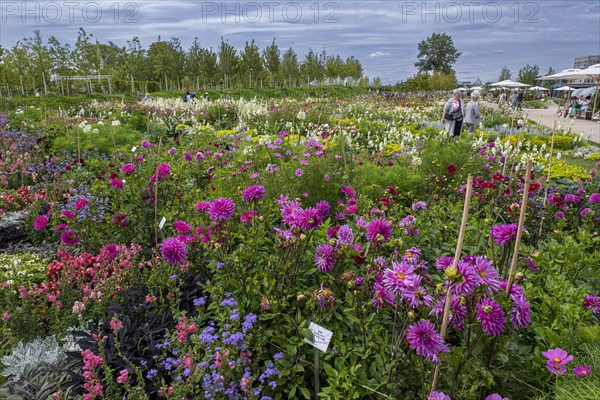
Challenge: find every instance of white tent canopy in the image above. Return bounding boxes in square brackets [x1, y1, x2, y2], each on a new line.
[571, 87, 596, 97]
[528, 86, 549, 91]
[539, 68, 583, 81]
[553, 86, 572, 91]
[490, 80, 530, 88]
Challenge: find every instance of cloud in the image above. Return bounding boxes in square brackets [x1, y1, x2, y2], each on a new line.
[369, 51, 390, 58]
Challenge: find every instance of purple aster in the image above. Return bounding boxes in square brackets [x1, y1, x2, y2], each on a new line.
[401, 276, 434, 309]
[314, 243, 335, 272]
[383, 261, 416, 295]
[296, 207, 322, 230]
[295, 168, 303, 177]
[485, 394, 509, 400]
[281, 201, 302, 227]
[510, 294, 531, 329]
[471, 255, 501, 291]
[400, 215, 417, 227]
[477, 297, 506, 337]
[60, 229, 80, 246]
[406, 319, 449, 363]
[242, 185, 266, 202]
[365, 218, 392, 244]
[524, 257, 538, 272]
[449, 258, 479, 296]
[340, 185, 357, 197]
[490, 223, 521, 246]
[174, 220, 192, 234]
[33, 215, 49, 231]
[60, 210, 76, 220]
[572, 364, 592, 378]
[450, 295, 467, 330]
[168, 147, 177, 155]
[436, 256, 454, 272]
[315, 200, 330, 218]
[542, 348, 573, 375]
[120, 163, 136, 175]
[411, 201, 427, 211]
[429, 392, 451, 400]
[141, 139, 152, 148]
[372, 283, 394, 309]
[156, 163, 171, 180]
[161, 237, 188, 265]
[209, 198, 236, 221]
[336, 225, 354, 245]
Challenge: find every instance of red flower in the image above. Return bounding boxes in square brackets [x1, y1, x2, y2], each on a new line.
[446, 164, 457, 175]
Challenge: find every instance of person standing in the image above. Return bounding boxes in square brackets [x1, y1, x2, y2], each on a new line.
[516, 90, 524, 111]
[442, 90, 465, 137]
[499, 91, 507, 107]
[464, 91, 481, 133]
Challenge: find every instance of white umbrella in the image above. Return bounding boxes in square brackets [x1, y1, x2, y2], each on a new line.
[528, 86, 549, 91]
[538, 68, 583, 81]
[553, 86, 572, 91]
[571, 87, 593, 97]
[470, 86, 484, 91]
[455, 87, 469, 91]
[578, 64, 600, 114]
[490, 79, 531, 88]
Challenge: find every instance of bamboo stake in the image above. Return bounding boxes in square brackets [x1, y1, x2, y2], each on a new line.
[506, 159, 532, 295]
[154, 137, 163, 246]
[537, 123, 556, 242]
[430, 175, 474, 394]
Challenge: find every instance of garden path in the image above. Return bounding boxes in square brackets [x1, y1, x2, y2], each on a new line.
[482, 100, 600, 144]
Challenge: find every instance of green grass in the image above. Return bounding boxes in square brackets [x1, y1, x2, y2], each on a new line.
[561, 154, 598, 172]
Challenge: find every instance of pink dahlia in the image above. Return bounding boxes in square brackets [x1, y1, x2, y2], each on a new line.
[174, 220, 192, 234]
[406, 319, 449, 363]
[120, 163, 136, 175]
[209, 198, 236, 221]
[365, 218, 392, 244]
[315, 200, 330, 218]
[110, 179, 124, 190]
[340, 185, 357, 197]
[156, 163, 171, 180]
[583, 295, 600, 315]
[485, 394, 509, 400]
[195, 201, 211, 212]
[60, 229, 80, 246]
[242, 185, 266, 202]
[383, 261, 416, 295]
[476, 297, 506, 337]
[372, 282, 394, 309]
[297, 207, 322, 230]
[449, 258, 479, 296]
[588, 193, 600, 204]
[33, 215, 49, 231]
[161, 237, 188, 265]
[471, 255, 501, 291]
[74, 198, 88, 211]
[490, 223, 521, 246]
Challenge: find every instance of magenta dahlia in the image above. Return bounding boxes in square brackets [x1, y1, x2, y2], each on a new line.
[161, 237, 188, 265]
[314, 243, 335, 272]
[33, 215, 49, 231]
[208, 198, 236, 221]
[406, 319, 449, 363]
[242, 185, 266, 202]
[476, 297, 506, 337]
[365, 218, 392, 244]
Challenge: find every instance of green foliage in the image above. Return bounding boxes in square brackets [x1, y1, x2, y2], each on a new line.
[414, 33, 462, 74]
[546, 159, 589, 181]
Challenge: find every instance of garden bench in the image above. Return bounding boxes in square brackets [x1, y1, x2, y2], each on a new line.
[575, 110, 593, 120]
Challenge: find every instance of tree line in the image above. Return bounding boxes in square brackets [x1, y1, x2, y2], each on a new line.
[0, 29, 366, 96]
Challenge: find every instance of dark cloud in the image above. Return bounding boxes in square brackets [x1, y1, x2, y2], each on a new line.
[0, 0, 597, 84]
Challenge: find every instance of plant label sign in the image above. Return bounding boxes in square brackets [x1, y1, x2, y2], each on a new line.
[131, 146, 137, 152]
[159, 216, 167, 229]
[304, 322, 333, 353]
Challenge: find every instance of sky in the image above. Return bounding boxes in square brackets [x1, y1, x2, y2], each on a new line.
[0, 0, 599, 84]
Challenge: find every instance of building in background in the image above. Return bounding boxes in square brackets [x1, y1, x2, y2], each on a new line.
[574, 55, 600, 69]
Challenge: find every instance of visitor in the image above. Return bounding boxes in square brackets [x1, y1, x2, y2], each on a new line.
[464, 91, 481, 134]
[184, 91, 191, 102]
[499, 91, 507, 107]
[203, 92, 209, 100]
[516, 91, 524, 111]
[442, 89, 464, 137]
[510, 91, 518, 110]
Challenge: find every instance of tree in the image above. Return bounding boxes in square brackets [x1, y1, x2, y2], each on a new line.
[499, 66, 511, 81]
[218, 38, 238, 89]
[517, 64, 540, 86]
[414, 33, 461, 74]
[262, 39, 280, 87]
[281, 46, 299, 86]
[23, 30, 51, 94]
[238, 39, 262, 87]
[147, 37, 179, 90]
[300, 48, 324, 84]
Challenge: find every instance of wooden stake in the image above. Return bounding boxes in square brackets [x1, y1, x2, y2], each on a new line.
[430, 175, 474, 394]
[506, 159, 532, 295]
[154, 137, 163, 246]
[537, 123, 556, 242]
